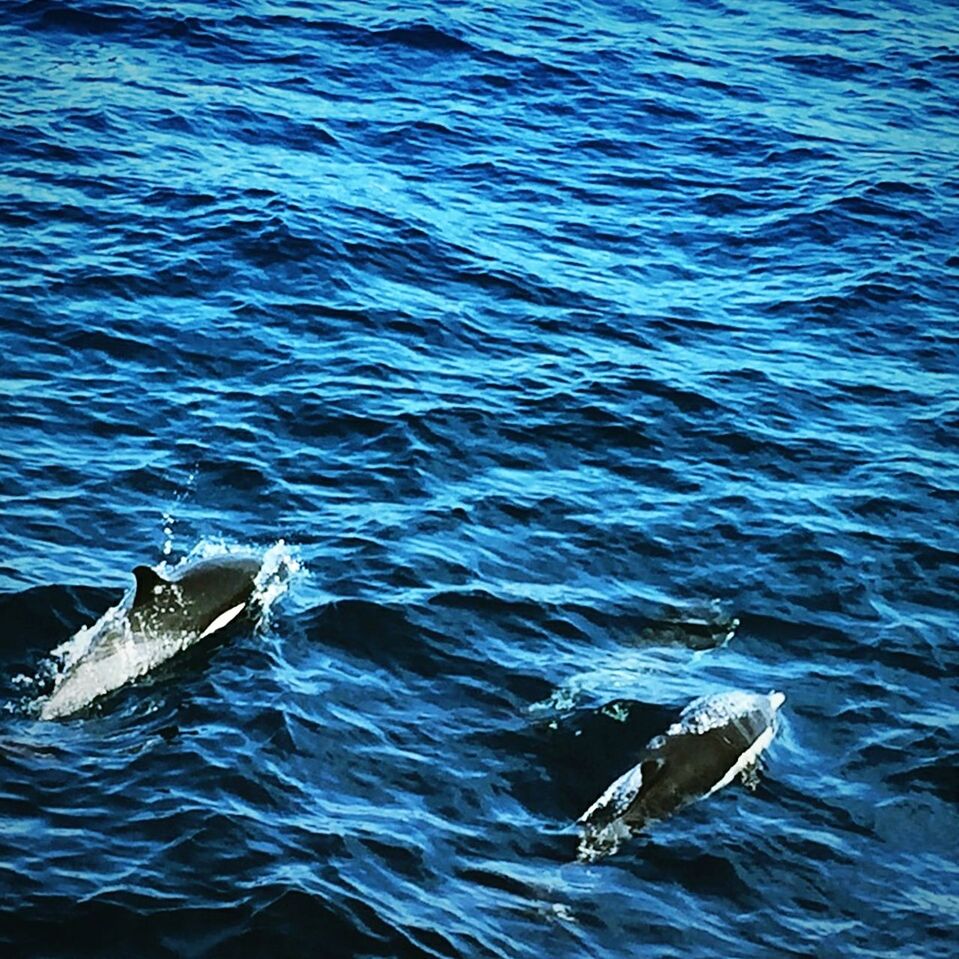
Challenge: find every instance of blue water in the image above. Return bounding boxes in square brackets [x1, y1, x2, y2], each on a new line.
[2, 0, 958, 955]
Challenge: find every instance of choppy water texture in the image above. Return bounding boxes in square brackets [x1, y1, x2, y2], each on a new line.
[2, 0, 958, 956]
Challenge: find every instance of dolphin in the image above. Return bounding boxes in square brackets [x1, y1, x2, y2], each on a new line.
[578, 689, 785, 843]
[39, 554, 262, 720]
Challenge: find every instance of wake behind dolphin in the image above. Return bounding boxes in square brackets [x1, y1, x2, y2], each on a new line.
[37, 546, 293, 720]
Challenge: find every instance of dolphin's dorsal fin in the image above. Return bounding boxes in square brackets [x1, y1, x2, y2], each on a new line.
[132, 565, 167, 608]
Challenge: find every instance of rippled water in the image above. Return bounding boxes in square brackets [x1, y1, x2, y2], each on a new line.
[2, 1, 958, 956]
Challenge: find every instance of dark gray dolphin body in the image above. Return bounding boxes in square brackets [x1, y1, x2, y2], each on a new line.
[579, 690, 785, 837]
[40, 555, 262, 719]
[130, 555, 261, 637]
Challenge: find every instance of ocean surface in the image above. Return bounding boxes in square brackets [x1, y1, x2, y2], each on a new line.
[1, 0, 958, 955]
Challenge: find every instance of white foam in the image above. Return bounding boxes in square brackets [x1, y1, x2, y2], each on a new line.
[253, 539, 302, 629]
[161, 512, 175, 557]
[577, 817, 632, 862]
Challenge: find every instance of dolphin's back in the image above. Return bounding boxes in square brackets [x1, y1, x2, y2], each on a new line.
[130, 556, 260, 635]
